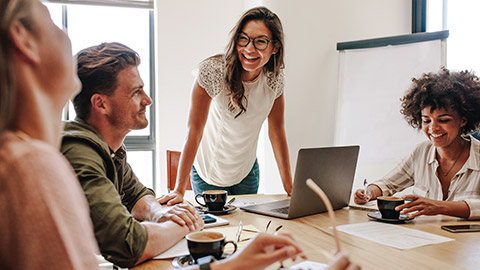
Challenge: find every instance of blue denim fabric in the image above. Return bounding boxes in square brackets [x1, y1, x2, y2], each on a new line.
[191, 159, 260, 195]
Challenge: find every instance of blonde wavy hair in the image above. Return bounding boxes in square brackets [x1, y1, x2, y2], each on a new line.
[0, 0, 35, 132]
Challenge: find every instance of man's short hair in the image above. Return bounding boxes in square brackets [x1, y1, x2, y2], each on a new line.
[73, 42, 140, 120]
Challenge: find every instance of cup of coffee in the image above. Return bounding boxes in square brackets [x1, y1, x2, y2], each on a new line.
[377, 196, 405, 219]
[186, 231, 237, 263]
[195, 190, 228, 211]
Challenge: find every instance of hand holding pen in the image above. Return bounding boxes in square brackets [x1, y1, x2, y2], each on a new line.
[353, 179, 371, 204]
[363, 179, 369, 201]
[354, 179, 382, 204]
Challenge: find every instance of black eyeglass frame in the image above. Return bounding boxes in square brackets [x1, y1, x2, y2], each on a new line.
[236, 33, 276, 51]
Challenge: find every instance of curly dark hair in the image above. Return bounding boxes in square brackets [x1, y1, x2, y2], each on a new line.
[401, 68, 480, 134]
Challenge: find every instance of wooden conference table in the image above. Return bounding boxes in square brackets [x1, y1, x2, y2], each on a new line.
[132, 195, 480, 270]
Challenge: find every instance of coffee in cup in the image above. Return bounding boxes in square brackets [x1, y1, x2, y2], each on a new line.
[377, 196, 404, 219]
[186, 231, 237, 263]
[195, 190, 228, 211]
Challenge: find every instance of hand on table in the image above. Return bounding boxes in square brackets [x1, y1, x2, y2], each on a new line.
[283, 182, 292, 196]
[157, 190, 184, 206]
[153, 202, 203, 232]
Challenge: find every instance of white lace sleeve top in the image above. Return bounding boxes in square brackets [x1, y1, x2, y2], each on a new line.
[193, 56, 284, 187]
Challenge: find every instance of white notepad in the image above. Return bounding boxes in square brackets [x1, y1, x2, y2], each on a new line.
[336, 222, 454, 249]
[204, 214, 230, 228]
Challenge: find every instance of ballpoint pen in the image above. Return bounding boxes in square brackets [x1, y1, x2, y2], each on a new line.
[265, 220, 271, 233]
[363, 179, 370, 201]
[235, 221, 243, 244]
[240, 224, 282, 242]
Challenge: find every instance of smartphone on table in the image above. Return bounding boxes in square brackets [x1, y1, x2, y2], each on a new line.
[202, 214, 217, 224]
[441, 224, 480, 233]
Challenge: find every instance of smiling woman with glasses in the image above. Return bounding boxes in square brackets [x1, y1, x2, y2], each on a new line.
[159, 6, 294, 205]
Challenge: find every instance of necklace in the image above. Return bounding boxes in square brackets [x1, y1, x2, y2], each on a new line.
[439, 140, 465, 177]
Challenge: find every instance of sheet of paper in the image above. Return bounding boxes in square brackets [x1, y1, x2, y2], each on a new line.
[204, 214, 230, 228]
[231, 195, 279, 207]
[288, 261, 328, 269]
[153, 224, 260, 259]
[348, 200, 377, 211]
[207, 224, 259, 252]
[153, 238, 189, 259]
[336, 222, 454, 249]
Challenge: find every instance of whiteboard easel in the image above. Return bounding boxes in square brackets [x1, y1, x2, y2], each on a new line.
[335, 33, 447, 202]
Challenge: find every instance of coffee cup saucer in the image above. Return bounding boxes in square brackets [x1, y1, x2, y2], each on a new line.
[367, 211, 414, 223]
[195, 205, 237, 215]
[172, 254, 228, 268]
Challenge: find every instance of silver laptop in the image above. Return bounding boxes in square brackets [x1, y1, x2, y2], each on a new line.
[241, 145, 359, 219]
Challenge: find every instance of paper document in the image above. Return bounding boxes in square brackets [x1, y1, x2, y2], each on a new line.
[204, 214, 230, 228]
[154, 238, 189, 259]
[348, 200, 377, 211]
[153, 224, 260, 259]
[213, 224, 259, 253]
[231, 195, 279, 207]
[336, 222, 454, 249]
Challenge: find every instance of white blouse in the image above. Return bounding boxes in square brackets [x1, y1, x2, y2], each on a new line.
[373, 134, 480, 220]
[193, 56, 284, 187]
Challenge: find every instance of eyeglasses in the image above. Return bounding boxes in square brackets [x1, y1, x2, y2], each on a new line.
[237, 33, 275, 51]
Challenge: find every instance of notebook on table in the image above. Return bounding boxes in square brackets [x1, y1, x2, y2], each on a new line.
[241, 145, 360, 219]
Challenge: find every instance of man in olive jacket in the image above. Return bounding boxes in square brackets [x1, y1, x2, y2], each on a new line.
[61, 42, 203, 268]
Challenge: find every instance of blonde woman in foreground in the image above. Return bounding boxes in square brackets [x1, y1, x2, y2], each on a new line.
[0, 0, 99, 268]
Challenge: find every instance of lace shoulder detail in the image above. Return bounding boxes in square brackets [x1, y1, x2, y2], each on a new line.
[265, 69, 285, 99]
[197, 56, 225, 98]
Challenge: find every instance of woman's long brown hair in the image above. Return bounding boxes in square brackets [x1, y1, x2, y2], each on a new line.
[223, 6, 284, 118]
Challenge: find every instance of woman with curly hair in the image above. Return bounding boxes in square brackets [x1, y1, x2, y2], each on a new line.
[354, 68, 480, 220]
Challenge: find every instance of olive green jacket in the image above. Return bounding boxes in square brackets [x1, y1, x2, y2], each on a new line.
[61, 118, 154, 268]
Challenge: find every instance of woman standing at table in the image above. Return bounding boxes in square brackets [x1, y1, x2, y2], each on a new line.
[160, 6, 293, 204]
[354, 68, 480, 220]
[0, 0, 99, 268]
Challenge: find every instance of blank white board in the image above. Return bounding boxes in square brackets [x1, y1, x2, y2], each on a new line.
[335, 36, 446, 199]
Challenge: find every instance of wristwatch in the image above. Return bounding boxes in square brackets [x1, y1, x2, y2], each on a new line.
[197, 255, 215, 270]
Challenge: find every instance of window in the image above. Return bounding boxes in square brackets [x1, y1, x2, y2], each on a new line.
[45, 1, 156, 190]
[426, 0, 480, 73]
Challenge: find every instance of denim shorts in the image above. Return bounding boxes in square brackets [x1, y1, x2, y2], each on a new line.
[191, 159, 259, 195]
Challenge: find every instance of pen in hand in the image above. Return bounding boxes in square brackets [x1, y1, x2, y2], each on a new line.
[363, 179, 368, 201]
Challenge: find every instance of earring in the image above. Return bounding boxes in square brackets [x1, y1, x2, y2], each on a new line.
[273, 54, 277, 75]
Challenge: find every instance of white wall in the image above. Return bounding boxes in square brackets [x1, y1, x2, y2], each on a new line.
[154, 0, 411, 194]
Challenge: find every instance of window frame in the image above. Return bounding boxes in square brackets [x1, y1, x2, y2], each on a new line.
[45, 0, 153, 9]
[412, 0, 427, 33]
[50, 2, 157, 190]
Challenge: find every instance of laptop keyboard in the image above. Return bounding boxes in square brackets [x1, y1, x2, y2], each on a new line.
[271, 206, 290, 214]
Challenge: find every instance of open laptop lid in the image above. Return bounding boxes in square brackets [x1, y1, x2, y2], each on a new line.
[287, 145, 360, 219]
